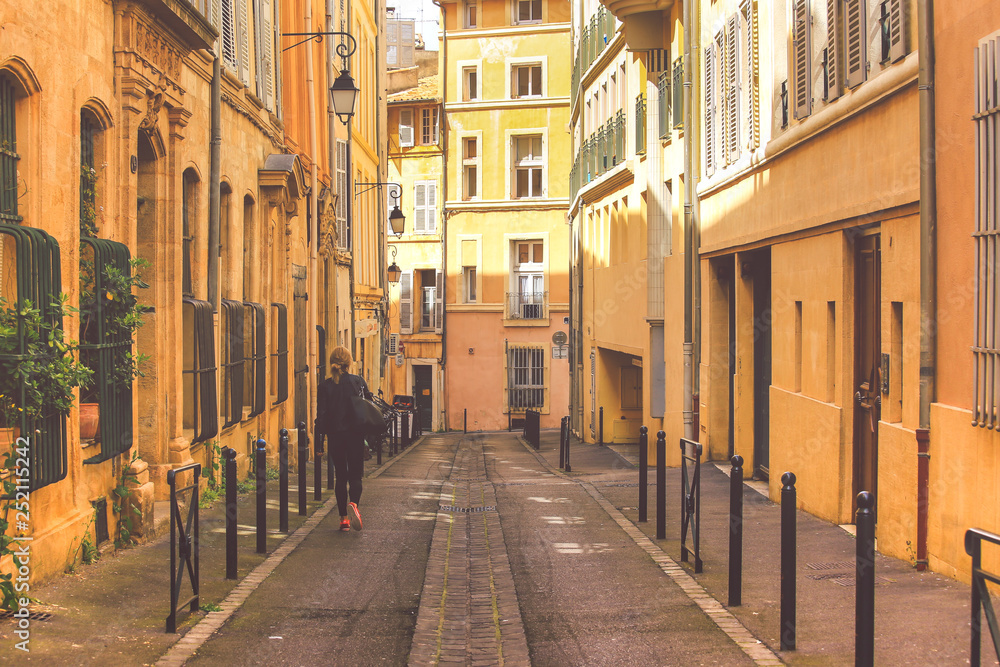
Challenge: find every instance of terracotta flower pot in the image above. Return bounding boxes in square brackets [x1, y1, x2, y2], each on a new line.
[0, 426, 19, 448]
[80, 402, 101, 441]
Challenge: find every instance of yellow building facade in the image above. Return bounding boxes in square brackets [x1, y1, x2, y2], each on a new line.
[438, 0, 572, 432]
[0, 0, 387, 586]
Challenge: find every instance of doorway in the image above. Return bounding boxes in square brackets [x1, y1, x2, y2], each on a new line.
[744, 250, 772, 478]
[413, 365, 433, 432]
[854, 234, 881, 514]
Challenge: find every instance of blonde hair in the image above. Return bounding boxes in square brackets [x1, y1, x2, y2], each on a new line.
[329, 345, 353, 384]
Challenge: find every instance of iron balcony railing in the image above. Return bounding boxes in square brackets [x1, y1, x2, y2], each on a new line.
[658, 71, 670, 139]
[672, 57, 684, 130]
[570, 110, 627, 202]
[636, 93, 647, 155]
[505, 291, 548, 320]
[572, 6, 616, 112]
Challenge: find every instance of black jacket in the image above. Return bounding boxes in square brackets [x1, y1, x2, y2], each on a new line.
[316, 373, 372, 436]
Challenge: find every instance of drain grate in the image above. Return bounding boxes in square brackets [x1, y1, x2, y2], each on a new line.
[806, 561, 855, 571]
[451, 477, 486, 482]
[439, 505, 496, 513]
[0, 610, 53, 621]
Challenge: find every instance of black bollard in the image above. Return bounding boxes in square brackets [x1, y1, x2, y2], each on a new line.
[464, 408, 467, 434]
[223, 447, 238, 580]
[780, 472, 797, 651]
[728, 455, 744, 606]
[564, 417, 572, 473]
[599, 406, 604, 446]
[256, 439, 267, 554]
[559, 416, 566, 469]
[279, 428, 289, 533]
[297, 422, 308, 516]
[402, 412, 411, 448]
[856, 491, 875, 666]
[638, 426, 649, 523]
[314, 424, 323, 501]
[656, 430, 666, 539]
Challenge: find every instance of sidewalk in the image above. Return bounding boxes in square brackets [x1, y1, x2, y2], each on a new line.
[529, 428, 991, 665]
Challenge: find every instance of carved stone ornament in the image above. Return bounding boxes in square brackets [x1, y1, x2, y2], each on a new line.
[318, 194, 339, 257]
[138, 77, 168, 133]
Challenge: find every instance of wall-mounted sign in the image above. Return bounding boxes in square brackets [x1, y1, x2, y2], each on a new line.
[552, 344, 568, 359]
[552, 331, 568, 345]
[355, 318, 378, 338]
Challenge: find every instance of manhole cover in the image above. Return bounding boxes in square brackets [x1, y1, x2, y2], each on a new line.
[0, 610, 52, 621]
[806, 561, 854, 571]
[439, 505, 496, 513]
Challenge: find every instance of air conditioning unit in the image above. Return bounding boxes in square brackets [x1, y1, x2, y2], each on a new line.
[387, 333, 399, 355]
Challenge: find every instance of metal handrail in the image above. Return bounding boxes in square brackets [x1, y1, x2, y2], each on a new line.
[966, 528, 1000, 665]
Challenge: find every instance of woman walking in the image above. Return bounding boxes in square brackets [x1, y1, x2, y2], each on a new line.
[316, 345, 371, 532]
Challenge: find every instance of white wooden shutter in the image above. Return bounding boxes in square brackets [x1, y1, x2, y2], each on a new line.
[399, 271, 413, 334]
[400, 22, 415, 67]
[826, 0, 841, 100]
[888, 0, 907, 63]
[432, 108, 440, 144]
[425, 183, 437, 232]
[725, 15, 739, 163]
[400, 108, 414, 147]
[845, 0, 866, 89]
[211, 0, 222, 27]
[253, 0, 263, 97]
[704, 44, 716, 176]
[434, 270, 443, 333]
[221, 0, 237, 70]
[414, 183, 426, 232]
[261, 0, 274, 110]
[741, 0, 759, 150]
[238, 0, 250, 84]
[792, 0, 812, 120]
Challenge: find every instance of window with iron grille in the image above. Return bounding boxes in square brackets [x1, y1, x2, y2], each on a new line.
[182, 298, 219, 444]
[973, 31, 1000, 429]
[0, 226, 71, 489]
[244, 301, 266, 418]
[79, 238, 136, 463]
[507, 343, 545, 410]
[271, 302, 288, 404]
[221, 299, 244, 429]
[80, 111, 99, 237]
[0, 73, 21, 223]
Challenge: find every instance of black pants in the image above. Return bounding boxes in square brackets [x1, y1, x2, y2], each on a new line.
[329, 430, 364, 517]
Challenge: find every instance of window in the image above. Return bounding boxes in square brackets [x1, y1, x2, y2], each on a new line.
[792, 0, 812, 119]
[507, 343, 545, 410]
[221, 299, 244, 428]
[270, 302, 288, 404]
[509, 239, 545, 319]
[387, 22, 399, 67]
[973, 31, 1000, 428]
[182, 169, 199, 297]
[254, 0, 275, 110]
[463, 138, 479, 200]
[414, 181, 437, 233]
[826, 0, 842, 100]
[401, 269, 442, 332]
[399, 108, 415, 147]
[400, 271, 413, 334]
[242, 195, 255, 300]
[512, 64, 542, 98]
[0, 73, 20, 223]
[466, 1, 477, 28]
[183, 297, 219, 444]
[512, 135, 543, 198]
[421, 284, 436, 330]
[463, 67, 478, 101]
[705, 41, 718, 175]
[515, 0, 542, 24]
[336, 139, 348, 248]
[464, 267, 477, 303]
[243, 302, 265, 418]
[878, 0, 908, 64]
[420, 107, 439, 145]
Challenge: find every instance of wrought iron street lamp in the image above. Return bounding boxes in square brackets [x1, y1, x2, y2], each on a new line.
[387, 245, 402, 285]
[282, 31, 359, 124]
[355, 181, 405, 238]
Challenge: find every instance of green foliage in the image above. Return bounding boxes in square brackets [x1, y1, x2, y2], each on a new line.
[0, 435, 28, 610]
[113, 451, 141, 550]
[201, 602, 222, 612]
[0, 295, 93, 426]
[79, 165, 99, 238]
[67, 510, 100, 573]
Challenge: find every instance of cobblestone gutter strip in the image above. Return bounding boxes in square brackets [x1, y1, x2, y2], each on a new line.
[154, 495, 338, 667]
[409, 437, 530, 666]
[518, 437, 784, 667]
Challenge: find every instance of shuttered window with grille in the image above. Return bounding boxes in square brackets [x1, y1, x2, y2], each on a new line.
[506, 342, 546, 411]
[1, 74, 21, 223]
[221, 299, 244, 429]
[183, 298, 219, 444]
[271, 302, 288, 404]
[244, 301, 266, 417]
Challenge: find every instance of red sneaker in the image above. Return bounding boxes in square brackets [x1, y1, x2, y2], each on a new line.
[339, 518, 351, 532]
[349, 502, 363, 531]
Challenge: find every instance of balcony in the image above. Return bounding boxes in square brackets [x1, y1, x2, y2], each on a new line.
[572, 6, 616, 109]
[570, 110, 627, 203]
[506, 291, 548, 321]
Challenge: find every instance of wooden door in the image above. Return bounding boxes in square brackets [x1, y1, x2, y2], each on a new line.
[854, 234, 881, 514]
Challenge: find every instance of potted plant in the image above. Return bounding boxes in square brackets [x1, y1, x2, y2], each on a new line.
[0, 295, 93, 441]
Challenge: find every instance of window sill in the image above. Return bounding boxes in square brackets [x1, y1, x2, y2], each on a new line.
[502, 316, 550, 327]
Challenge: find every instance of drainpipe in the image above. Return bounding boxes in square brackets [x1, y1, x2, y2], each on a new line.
[682, 0, 699, 442]
[306, 0, 320, 424]
[208, 54, 221, 310]
[916, 0, 935, 572]
[326, 3, 339, 346]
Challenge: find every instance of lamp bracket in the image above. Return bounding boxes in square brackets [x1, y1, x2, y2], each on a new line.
[281, 31, 357, 58]
[354, 181, 401, 200]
